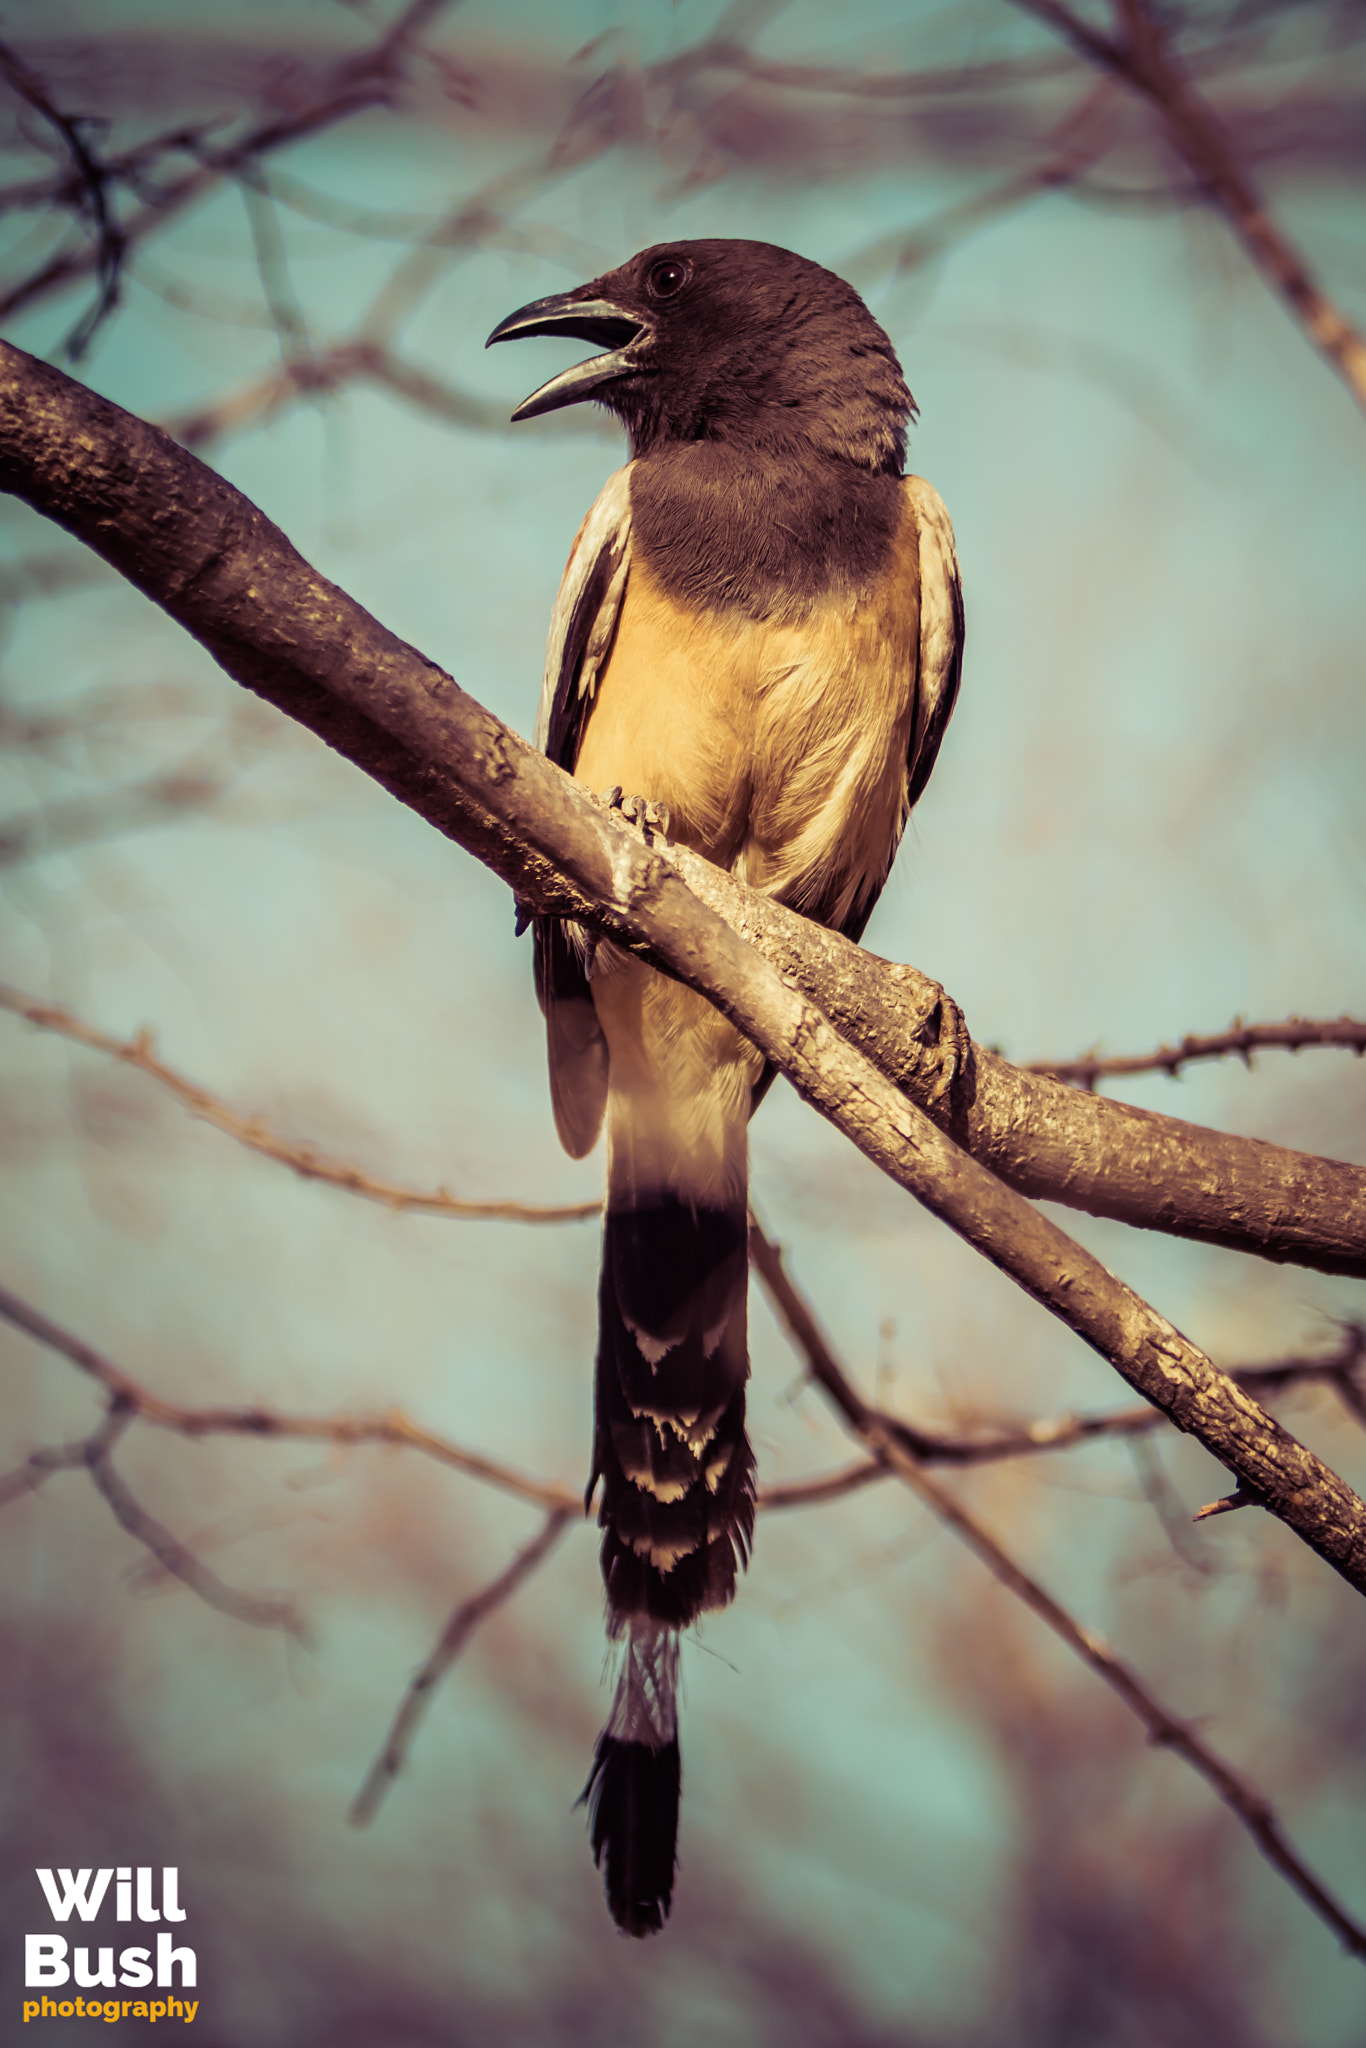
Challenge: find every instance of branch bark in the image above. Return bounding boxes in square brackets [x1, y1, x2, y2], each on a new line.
[664, 849, 1366, 1280]
[2, 339, 1366, 1602]
[3, 337, 1362, 1278]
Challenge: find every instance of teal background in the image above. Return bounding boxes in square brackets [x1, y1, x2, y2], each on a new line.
[1, 2, 1364, 2040]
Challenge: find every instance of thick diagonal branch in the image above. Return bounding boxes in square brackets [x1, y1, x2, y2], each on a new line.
[2, 340, 1366, 1600]
[3, 340, 1361, 1277]
[660, 848, 1366, 1280]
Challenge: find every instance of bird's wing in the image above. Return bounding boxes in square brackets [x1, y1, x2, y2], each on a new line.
[832, 473, 963, 948]
[902, 473, 964, 815]
[534, 465, 634, 1159]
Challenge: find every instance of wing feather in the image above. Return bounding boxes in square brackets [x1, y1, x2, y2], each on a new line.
[831, 474, 963, 949]
[902, 473, 964, 813]
[534, 467, 634, 1159]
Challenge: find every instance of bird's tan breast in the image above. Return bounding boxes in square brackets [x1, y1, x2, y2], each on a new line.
[571, 486, 923, 932]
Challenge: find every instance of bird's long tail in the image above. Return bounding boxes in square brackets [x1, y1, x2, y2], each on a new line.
[583, 975, 758, 1934]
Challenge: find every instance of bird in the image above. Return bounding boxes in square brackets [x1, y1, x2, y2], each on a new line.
[487, 238, 963, 1937]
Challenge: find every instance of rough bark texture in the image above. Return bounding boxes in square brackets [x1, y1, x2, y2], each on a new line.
[3, 338, 1359, 1280]
[666, 850, 1366, 1278]
[3, 337, 1366, 1596]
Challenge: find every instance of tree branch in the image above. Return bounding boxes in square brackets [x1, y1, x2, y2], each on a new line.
[349, 1508, 573, 1828]
[1029, 1014, 1366, 1088]
[0, 1, 460, 331]
[2, 339, 1365, 1601]
[663, 844, 1366, 1279]
[1014, 0, 1366, 414]
[0, 36, 128, 356]
[747, 1215, 1366, 1964]
[0, 1377, 307, 1637]
[0, 1278, 583, 1517]
[83, 1399, 307, 1638]
[9, 968, 1363, 1290]
[0, 982, 600, 1225]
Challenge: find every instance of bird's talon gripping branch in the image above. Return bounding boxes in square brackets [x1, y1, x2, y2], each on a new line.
[608, 788, 672, 843]
[925, 987, 971, 1108]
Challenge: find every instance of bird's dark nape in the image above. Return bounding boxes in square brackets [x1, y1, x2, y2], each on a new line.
[581, 1732, 681, 1937]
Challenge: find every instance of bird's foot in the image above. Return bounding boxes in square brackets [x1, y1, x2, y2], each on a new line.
[602, 786, 671, 843]
[920, 982, 972, 1110]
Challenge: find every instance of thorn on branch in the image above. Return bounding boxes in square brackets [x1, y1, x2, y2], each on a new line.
[1028, 1013, 1366, 1088]
[1193, 1482, 1263, 1522]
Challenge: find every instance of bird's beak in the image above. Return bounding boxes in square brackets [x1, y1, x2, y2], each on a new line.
[485, 291, 649, 422]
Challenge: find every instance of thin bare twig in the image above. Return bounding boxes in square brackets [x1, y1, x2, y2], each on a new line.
[0, 1272, 904, 1518]
[0, 1437, 90, 1506]
[0, 37, 127, 356]
[0, 1277, 583, 1516]
[0, 0, 463, 332]
[7, 1244, 1359, 1528]
[237, 166, 312, 370]
[1030, 1015, 1366, 1089]
[0, 982, 600, 1225]
[756, 1344, 1366, 1511]
[1129, 1434, 1215, 1572]
[760, 1324, 1366, 1502]
[747, 1214, 1366, 1964]
[848, 78, 1117, 286]
[163, 339, 527, 452]
[0, 1361, 306, 1637]
[0, 82, 389, 331]
[8, 984, 1366, 1451]
[5, 1255, 1365, 1915]
[349, 1508, 573, 1827]
[1014, 0, 1366, 414]
[84, 1399, 306, 1636]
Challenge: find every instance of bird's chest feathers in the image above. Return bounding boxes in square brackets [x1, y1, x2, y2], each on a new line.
[571, 476, 922, 917]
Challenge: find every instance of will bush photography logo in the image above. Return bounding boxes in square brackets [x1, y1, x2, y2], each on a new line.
[23, 1868, 199, 2026]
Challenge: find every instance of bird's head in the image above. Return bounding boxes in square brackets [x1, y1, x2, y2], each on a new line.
[486, 239, 914, 475]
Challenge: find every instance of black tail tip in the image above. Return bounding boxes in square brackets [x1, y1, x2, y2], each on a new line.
[580, 1733, 681, 1938]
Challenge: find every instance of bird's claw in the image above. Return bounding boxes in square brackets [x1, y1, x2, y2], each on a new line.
[922, 984, 971, 1109]
[603, 787, 671, 842]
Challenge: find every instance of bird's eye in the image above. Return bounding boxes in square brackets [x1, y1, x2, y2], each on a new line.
[647, 258, 689, 300]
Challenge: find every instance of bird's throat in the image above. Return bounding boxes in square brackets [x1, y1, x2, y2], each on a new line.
[627, 445, 903, 622]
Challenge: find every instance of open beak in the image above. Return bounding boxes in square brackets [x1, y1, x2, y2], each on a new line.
[485, 291, 648, 422]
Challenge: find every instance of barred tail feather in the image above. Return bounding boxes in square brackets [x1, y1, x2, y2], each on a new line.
[585, 1193, 754, 1935]
[593, 1195, 755, 1627]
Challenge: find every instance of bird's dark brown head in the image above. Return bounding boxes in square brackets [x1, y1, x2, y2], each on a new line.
[487, 239, 914, 476]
